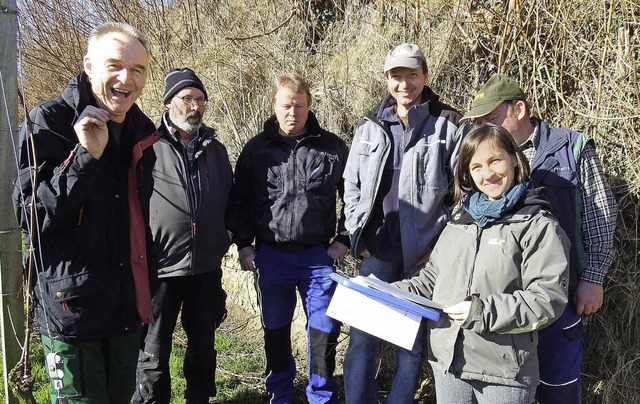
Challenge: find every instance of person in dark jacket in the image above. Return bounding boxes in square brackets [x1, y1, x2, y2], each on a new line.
[342, 43, 465, 404]
[132, 68, 233, 404]
[461, 74, 618, 404]
[12, 22, 157, 403]
[395, 123, 569, 404]
[231, 73, 349, 404]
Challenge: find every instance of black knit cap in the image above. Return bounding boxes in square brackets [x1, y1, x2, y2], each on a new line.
[163, 68, 208, 104]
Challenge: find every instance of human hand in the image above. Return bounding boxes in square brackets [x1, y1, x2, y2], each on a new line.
[74, 106, 110, 159]
[327, 241, 349, 262]
[444, 301, 472, 325]
[360, 248, 371, 259]
[574, 280, 604, 315]
[238, 246, 257, 272]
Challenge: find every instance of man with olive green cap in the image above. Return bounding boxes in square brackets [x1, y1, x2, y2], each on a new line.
[462, 73, 618, 404]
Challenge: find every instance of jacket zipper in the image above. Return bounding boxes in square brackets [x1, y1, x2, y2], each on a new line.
[179, 142, 198, 269]
[288, 143, 298, 241]
[466, 227, 483, 296]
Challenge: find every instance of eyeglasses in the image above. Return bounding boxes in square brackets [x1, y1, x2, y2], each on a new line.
[176, 96, 208, 106]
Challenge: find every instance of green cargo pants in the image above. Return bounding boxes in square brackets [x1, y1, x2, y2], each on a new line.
[41, 329, 140, 404]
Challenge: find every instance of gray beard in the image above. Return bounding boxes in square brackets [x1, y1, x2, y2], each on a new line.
[176, 120, 202, 135]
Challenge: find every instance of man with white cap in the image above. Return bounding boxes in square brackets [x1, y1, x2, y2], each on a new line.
[342, 43, 466, 403]
[461, 73, 617, 404]
[133, 68, 233, 404]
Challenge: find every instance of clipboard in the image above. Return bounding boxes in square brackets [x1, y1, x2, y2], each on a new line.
[330, 273, 440, 321]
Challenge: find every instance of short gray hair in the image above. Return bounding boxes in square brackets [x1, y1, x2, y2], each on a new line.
[87, 22, 148, 54]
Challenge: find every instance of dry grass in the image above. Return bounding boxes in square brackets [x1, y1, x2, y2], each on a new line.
[14, 0, 640, 402]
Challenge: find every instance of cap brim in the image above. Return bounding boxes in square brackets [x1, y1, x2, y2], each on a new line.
[461, 99, 504, 122]
[384, 57, 422, 73]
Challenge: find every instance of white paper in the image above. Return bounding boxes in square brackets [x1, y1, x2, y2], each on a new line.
[352, 274, 444, 310]
[326, 284, 421, 350]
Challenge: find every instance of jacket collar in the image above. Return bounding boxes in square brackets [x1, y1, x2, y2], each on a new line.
[262, 110, 323, 143]
[529, 118, 570, 168]
[369, 86, 440, 123]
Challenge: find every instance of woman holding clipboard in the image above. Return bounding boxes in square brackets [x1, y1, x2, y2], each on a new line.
[395, 123, 570, 404]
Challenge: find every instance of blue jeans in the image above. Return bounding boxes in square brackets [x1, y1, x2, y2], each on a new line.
[255, 243, 341, 404]
[432, 366, 536, 404]
[343, 256, 425, 404]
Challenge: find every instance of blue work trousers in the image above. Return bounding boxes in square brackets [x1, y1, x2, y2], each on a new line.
[255, 243, 341, 404]
[537, 300, 584, 404]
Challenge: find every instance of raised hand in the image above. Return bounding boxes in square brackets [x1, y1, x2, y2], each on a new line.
[74, 106, 110, 159]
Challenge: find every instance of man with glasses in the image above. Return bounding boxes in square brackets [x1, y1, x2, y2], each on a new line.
[461, 73, 618, 404]
[133, 68, 233, 404]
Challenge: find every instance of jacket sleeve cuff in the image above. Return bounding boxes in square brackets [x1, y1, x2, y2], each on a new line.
[333, 234, 351, 249]
[461, 295, 485, 331]
[234, 239, 254, 249]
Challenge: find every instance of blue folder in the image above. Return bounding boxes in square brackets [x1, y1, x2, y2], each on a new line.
[330, 273, 440, 321]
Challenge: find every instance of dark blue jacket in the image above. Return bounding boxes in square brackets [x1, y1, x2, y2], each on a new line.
[232, 112, 350, 251]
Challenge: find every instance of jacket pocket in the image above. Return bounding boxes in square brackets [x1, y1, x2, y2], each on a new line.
[465, 331, 520, 379]
[306, 151, 337, 193]
[412, 141, 447, 204]
[41, 270, 118, 337]
[266, 166, 284, 200]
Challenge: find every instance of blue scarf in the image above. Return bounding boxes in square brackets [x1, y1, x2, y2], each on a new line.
[463, 180, 533, 228]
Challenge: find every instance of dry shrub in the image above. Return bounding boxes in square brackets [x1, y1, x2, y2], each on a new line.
[16, 0, 640, 402]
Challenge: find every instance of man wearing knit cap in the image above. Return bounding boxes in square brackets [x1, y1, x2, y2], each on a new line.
[462, 73, 617, 404]
[342, 43, 466, 403]
[133, 68, 233, 404]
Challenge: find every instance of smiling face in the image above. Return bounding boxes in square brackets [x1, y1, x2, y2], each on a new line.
[386, 66, 428, 111]
[469, 140, 517, 200]
[83, 32, 148, 123]
[273, 87, 309, 136]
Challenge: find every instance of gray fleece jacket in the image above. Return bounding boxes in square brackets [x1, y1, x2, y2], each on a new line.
[343, 88, 464, 273]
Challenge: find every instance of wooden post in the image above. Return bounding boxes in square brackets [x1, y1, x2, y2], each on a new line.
[0, 1, 25, 403]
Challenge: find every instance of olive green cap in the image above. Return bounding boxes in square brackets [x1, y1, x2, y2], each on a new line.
[461, 74, 526, 122]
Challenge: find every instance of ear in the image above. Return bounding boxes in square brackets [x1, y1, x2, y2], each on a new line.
[83, 55, 92, 77]
[514, 100, 528, 120]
